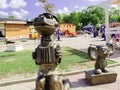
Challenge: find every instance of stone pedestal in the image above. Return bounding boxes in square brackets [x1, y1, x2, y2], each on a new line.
[85, 70, 117, 85]
[6, 44, 24, 52]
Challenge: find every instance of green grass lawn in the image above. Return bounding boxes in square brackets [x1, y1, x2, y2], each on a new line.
[60, 47, 88, 70]
[0, 47, 117, 78]
[0, 50, 37, 78]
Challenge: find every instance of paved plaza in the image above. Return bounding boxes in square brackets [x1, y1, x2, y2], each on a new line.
[0, 35, 120, 90]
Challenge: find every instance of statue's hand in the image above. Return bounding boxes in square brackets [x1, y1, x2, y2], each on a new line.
[55, 44, 62, 63]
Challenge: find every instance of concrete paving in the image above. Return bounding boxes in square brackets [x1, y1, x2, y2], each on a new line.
[0, 35, 120, 90]
[0, 65, 120, 90]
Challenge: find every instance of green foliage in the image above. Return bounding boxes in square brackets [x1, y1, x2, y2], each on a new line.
[8, 16, 16, 19]
[43, 3, 54, 13]
[62, 14, 70, 23]
[81, 6, 105, 25]
[109, 7, 120, 22]
[56, 6, 105, 30]
[39, 0, 54, 13]
[39, 0, 47, 3]
[56, 13, 63, 23]
[69, 12, 79, 24]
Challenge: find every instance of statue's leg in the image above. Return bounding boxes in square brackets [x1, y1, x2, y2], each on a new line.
[102, 68, 109, 72]
[94, 69, 102, 74]
[101, 61, 109, 73]
[49, 75, 63, 90]
[94, 62, 102, 74]
[63, 78, 71, 90]
[36, 73, 46, 90]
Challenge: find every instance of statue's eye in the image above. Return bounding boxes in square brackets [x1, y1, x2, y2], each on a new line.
[39, 15, 44, 18]
[102, 48, 105, 51]
[41, 15, 44, 17]
[45, 14, 53, 19]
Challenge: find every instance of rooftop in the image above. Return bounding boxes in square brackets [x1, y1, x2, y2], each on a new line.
[0, 18, 26, 24]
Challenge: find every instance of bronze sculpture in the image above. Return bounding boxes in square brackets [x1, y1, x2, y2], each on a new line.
[32, 13, 70, 90]
[88, 44, 115, 74]
[86, 44, 117, 85]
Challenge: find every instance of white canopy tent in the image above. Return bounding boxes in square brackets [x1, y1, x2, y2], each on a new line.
[100, 0, 120, 44]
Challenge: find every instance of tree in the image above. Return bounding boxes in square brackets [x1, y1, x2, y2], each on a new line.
[69, 12, 79, 24]
[39, 0, 47, 3]
[81, 6, 105, 26]
[43, 3, 54, 13]
[62, 14, 70, 23]
[56, 13, 63, 22]
[69, 12, 81, 30]
[8, 16, 16, 19]
[55, 5, 106, 30]
[39, 0, 54, 13]
[109, 7, 120, 22]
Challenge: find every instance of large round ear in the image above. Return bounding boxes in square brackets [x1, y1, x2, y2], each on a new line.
[106, 43, 115, 56]
[88, 45, 98, 61]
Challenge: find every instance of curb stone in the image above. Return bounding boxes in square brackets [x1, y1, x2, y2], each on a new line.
[0, 63, 120, 87]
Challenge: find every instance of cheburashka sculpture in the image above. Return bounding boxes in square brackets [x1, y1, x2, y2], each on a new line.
[88, 43, 115, 74]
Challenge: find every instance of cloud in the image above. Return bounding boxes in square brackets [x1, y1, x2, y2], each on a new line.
[0, 11, 9, 17]
[0, 0, 8, 9]
[20, 9, 29, 16]
[88, 0, 97, 2]
[88, 0, 106, 2]
[81, 7, 86, 10]
[74, 5, 79, 9]
[74, 6, 86, 12]
[55, 7, 71, 14]
[9, 0, 27, 9]
[0, 0, 27, 9]
[111, 5, 120, 9]
[35, 1, 43, 6]
[11, 9, 29, 19]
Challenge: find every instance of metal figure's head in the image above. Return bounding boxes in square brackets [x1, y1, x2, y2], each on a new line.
[88, 44, 115, 60]
[34, 13, 59, 36]
[98, 46, 110, 58]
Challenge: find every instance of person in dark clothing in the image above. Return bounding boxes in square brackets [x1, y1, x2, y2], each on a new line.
[100, 25, 106, 40]
[93, 25, 98, 38]
[57, 28, 61, 41]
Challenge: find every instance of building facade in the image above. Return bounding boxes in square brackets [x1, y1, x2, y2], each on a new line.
[59, 23, 76, 36]
[0, 18, 29, 39]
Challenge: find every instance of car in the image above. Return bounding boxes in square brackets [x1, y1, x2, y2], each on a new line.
[82, 24, 93, 34]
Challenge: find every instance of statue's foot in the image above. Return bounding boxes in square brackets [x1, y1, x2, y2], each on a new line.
[102, 68, 109, 73]
[49, 75, 63, 90]
[36, 78, 45, 90]
[63, 79, 71, 90]
[94, 69, 102, 74]
[36, 73, 45, 90]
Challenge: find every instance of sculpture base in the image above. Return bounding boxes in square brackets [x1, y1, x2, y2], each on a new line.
[36, 75, 71, 90]
[6, 44, 24, 52]
[85, 70, 117, 85]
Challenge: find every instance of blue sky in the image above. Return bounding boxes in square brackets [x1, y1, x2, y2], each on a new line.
[0, 0, 105, 20]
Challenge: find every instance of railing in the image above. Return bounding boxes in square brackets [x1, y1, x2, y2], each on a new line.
[105, 27, 120, 34]
[105, 27, 120, 48]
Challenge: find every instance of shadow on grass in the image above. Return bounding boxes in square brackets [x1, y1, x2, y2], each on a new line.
[0, 53, 15, 58]
[62, 47, 89, 63]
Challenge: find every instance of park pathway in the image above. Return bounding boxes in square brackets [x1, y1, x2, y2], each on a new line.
[0, 65, 120, 90]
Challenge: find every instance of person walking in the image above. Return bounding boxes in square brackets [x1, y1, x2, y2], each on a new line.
[93, 25, 98, 38]
[57, 27, 61, 41]
[100, 24, 106, 40]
